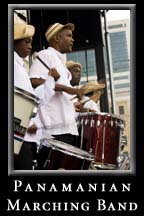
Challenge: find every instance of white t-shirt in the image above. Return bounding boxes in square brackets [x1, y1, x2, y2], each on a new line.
[29, 47, 78, 136]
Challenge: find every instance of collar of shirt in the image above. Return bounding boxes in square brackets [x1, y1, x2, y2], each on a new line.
[48, 47, 72, 81]
[14, 51, 25, 67]
[48, 47, 66, 65]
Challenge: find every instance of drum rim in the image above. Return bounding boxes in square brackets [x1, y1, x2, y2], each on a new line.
[93, 162, 117, 170]
[41, 139, 94, 161]
[77, 111, 124, 122]
[14, 134, 24, 141]
[14, 86, 40, 104]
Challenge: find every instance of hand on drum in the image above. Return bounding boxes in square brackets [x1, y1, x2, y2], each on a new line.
[74, 101, 83, 112]
[27, 123, 37, 134]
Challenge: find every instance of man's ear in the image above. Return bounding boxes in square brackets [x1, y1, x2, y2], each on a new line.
[54, 34, 60, 42]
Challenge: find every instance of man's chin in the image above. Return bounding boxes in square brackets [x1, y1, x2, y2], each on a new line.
[68, 47, 72, 52]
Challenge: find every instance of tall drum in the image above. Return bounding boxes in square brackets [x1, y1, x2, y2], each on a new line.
[14, 86, 40, 154]
[76, 112, 124, 169]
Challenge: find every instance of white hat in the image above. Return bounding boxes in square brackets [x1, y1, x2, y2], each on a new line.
[45, 22, 75, 42]
[14, 23, 35, 40]
[66, 60, 82, 70]
[80, 81, 106, 95]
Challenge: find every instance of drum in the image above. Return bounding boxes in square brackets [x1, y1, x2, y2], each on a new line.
[76, 112, 124, 169]
[14, 86, 40, 154]
[36, 139, 94, 170]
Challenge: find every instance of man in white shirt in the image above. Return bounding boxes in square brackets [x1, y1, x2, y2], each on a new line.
[66, 60, 106, 150]
[29, 23, 83, 146]
[14, 23, 59, 170]
[66, 60, 100, 112]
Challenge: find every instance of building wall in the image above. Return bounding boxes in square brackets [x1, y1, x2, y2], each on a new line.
[115, 97, 130, 153]
[107, 19, 130, 156]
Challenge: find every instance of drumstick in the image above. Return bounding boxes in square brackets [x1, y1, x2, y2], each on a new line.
[36, 55, 50, 70]
[70, 95, 78, 101]
[81, 98, 91, 105]
[73, 98, 91, 106]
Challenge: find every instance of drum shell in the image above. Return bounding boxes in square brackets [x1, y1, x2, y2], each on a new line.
[36, 139, 94, 170]
[14, 87, 40, 155]
[14, 87, 39, 128]
[77, 112, 124, 169]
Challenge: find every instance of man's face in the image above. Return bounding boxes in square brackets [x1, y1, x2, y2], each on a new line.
[57, 28, 74, 53]
[69, 66, 81, 86]
[14, 37, 33, 58]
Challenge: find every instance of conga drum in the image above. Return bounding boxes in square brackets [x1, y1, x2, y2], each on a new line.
[14, 86, 40, 154]
[76, 112, 124, 169]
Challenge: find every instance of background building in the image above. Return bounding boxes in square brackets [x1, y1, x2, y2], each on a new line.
[106, 19, 130, 154]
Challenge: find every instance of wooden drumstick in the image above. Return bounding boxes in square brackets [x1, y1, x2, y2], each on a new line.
[36, 55, 51, 70]
[71, 96, 91, 103]
[80, 98, 91, 105]
[70, 95, 78, 101]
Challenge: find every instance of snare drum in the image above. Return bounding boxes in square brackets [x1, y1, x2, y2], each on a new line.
[36, 139, 94, 170]
[14, 86, 40, 154]
[76, 112, 124, 169]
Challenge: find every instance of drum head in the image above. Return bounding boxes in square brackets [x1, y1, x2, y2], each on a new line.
[14, 86, 40, 104]
[41, 139, 94, 161]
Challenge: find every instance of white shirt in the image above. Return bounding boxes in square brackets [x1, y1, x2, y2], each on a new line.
[14, 52, 34, 93]
[83, 95, 99, 112]
[70, 85, 99, 113]
[14, 51, 53, 144]
[72, 94, 99, 120]
[23, 75, 55, 144]
[29, 47, 78, 136]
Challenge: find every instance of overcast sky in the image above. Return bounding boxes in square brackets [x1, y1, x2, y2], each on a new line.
[106, 10, 130, 21]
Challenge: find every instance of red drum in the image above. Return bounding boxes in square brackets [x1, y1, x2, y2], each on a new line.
[76, 112, 124, 169]
[36, 139, 94, 170]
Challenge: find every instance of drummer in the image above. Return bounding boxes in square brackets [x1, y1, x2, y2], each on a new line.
[29, 22, 83, 146]
[66, 60, 105, 112]
[14, 23, 59, 169]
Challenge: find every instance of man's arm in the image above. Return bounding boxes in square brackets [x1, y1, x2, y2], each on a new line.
[30, 68, 60, 88]
[55, 83, 83, 100]
[30, 78, 45, 88]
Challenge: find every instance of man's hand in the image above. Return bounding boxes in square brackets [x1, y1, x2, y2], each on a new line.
[74, 88, 83, 100]
[74, 101, 83, 112]
[48, 68, 60, 81]
[27, 123, 37, 134]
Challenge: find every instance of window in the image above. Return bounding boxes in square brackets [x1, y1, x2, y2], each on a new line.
[115, 83, 130, 89]
[108, 24, 123, 29]
[110, 31, 129, 72]
[119, 105, 125, 115]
